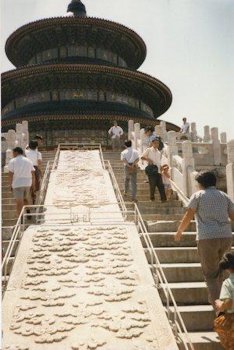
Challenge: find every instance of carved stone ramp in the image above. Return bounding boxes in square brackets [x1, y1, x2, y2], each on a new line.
[3, 150, 178, 350]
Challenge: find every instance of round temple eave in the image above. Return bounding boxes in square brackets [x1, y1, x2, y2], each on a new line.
[5, 17, 147, 69]
[2, 64, 172, 117]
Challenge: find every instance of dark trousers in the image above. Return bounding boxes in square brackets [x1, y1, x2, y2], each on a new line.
[148, 173, 167, 201]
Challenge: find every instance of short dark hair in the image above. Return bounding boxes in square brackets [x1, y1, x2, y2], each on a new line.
[219, 252, 234, 270]
[124, 140, 132, 148]
[195, 171, 216, 188]
[35, 134, 43, 140]
[13, 147, 23, 155]
[145, 126, 154, 133]
[29, 140, 38, 150]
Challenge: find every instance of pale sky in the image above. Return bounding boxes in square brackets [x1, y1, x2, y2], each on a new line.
[1, 0, 234, 140]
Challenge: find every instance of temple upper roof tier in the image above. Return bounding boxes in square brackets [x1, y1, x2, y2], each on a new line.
[2, 64, 172, 118]
[5, 17, 146, 69]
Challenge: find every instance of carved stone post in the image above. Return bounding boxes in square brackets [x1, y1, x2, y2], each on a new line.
[155, 125, 161, 137]
[182, 141, 195, 196]
[4, 129, 16, 172]
[134, 123, 140, 150]
[203, 125, 211, 142]
[211, 127, 221, 165]
[139, 128, 145, 154]
[16, 123, 23, 148]
[220, 132, 227, 144]
[22, 120, 29, 149]
[167, 131, 178, 167]
[191, 122, 197, 142]
[160, 120, 167, 142]
[128, 120, 134, 140]
[226, 140, 234, 200]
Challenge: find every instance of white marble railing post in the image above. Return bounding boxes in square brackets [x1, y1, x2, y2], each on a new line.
[128, 120, 134, 140]
[16, 123, 23, 147]
[203, 125, 211, 142]
[167, 131, 178, 167]
[220, 132, 227, 144]
[211, 127, 221, 165]
[139, 128, 145, 154]
[226, 140, 234, 200]
[182, 141, 195, 197]
[155, 125, 161, 137]
[191, 122, 197, 142]
[22, 120, 29, 149]
[160, 120, 168, 142]
[4, 129, 16, 172]
[134, 123, 140, 150]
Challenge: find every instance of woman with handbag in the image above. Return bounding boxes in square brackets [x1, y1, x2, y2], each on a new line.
[214, 251, 234, 349]
[121, 140, 139, 202]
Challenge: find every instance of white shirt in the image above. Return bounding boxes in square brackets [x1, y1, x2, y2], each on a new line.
[25, 149, 42, 166]
[121, 147, 139, 164]
[108, 126, 123, 139]
[180, 122, 190, 134]
[141, 146, 162, 173]
[8, 155, 35, 188]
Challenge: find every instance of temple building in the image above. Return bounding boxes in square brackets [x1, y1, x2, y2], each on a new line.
[2, 0, 178, 146]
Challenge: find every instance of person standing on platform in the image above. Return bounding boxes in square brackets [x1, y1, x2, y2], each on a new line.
[8, 147, 35, 216]
[25, 140, 42, 203]
[174, 171, 234, 309]
[141, 136, 167, 202]
[108, 121, 123, 151]
[121, 140, 139, 203]
[179, 117, 190, 139]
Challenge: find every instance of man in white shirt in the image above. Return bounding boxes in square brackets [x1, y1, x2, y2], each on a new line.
[141, 136, 167, 202]
[108, 121, 124, 151]
[121, 140, 139, 202]
[179, 117, 190, 139]
[8, 147, 35, 216]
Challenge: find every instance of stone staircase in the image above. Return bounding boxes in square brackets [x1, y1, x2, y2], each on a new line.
[1, 150, 56, 266]
[103, 151, 232, 350]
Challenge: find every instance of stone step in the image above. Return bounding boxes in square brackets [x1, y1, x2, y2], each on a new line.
[146, 232, 234, 247]
[145, 247, 200, 263]
[160, 282, 208, 305]
[147, 221, 196, 233]
[174, 305, 215, 332]
[138, 200, 183, 208]
[2, 210, 18, 220]
[2, 218, 17, 226]
[142, 214, 185, 221]
[157, 263, 203, 283]
[139, 207, 185, 215]
[2, 240, 19, 257]
[180, 332, 222, 350]
[2, 226, 15, 240]
[2, 204, 16, 211]
[2, 198, 15, 204]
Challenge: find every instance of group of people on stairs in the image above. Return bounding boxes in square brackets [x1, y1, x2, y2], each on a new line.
[8, 135, 43, 216]
[117, 122, 234, 349]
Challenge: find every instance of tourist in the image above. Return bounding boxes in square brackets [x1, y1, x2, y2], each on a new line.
[214, 251, 234, 349]
[161, 164, 173, 199]
[1, 136, 7, 168]
[141, 136, 167, 202]
[35, 134, 43, 148]
[174, 171, 234, 308]
[108, 121, 124, 151]
[121, 140, 139, 202]
[8, 147, 35, 216]
[179, 117, 190, 139]
[25, 140, 42, 203]
[143, 126, 155, 149]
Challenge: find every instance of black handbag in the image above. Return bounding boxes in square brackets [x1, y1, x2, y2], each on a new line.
[145, 164, 158, 176]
